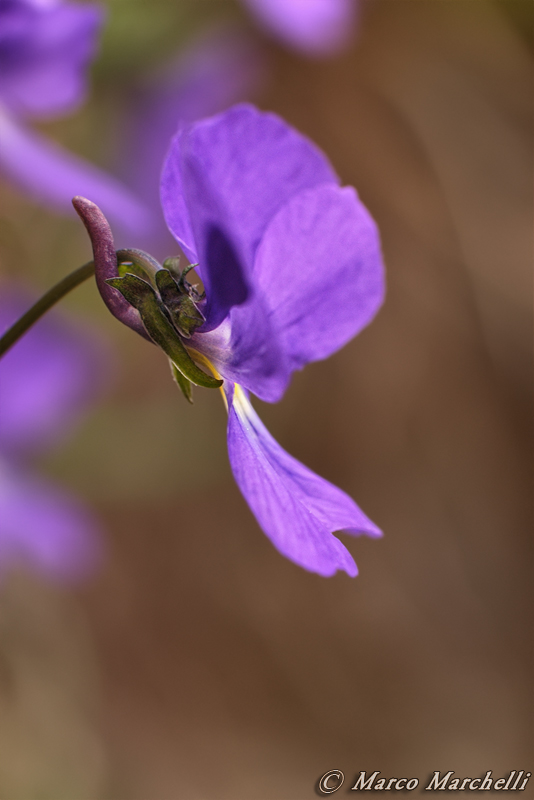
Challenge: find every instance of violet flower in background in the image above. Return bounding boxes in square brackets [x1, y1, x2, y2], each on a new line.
[0, 288, 106, 581]
[76, 104, 385, 577]
[0, 0, 153, 234]
[242, 0, 360, 56]
[120, 26, 264, 255]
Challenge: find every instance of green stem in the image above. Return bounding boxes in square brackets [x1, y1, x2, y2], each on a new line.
[0, 261, 95, 358]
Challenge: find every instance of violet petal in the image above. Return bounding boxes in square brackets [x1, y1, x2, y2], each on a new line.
[177, 151, 250, 330]
[227, 385, 380, 576]
[254, 183, 385, 370]
[191, 297, 290, 403]
[179, 154, 291, 400]
[161, 104, 338, 271]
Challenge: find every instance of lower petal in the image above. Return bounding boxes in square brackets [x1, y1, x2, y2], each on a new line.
[226, 385, 380, 576]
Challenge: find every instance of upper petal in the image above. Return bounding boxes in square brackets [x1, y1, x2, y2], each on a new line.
[159, 123, 196, 263]
[226, 385, 380, 577]
[254, 183, 385, 371]
[242, 0, 360, 57]
[160, 104, 339, 271]
[177, 149, 250, 330]
[175, 145, 292, 400]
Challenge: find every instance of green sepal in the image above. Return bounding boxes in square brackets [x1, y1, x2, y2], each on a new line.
[155, 269, 204, 338]
[162, 256, 182, 277]
[106, 274, 222, 390]
[116, 248, 161, 285]
[117, 258, 150, 282]
[169, 359, 193, 404]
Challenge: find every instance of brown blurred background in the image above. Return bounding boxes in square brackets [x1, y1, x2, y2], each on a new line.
[0, 1, 532, 798]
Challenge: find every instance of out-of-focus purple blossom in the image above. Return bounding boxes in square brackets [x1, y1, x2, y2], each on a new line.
[121, 26, 264, 256]
[0, 0, 102, 119]
[242, 0, 360, 56]
[0, 0, 154, 235]
[0, 288, 107, 456]
[0, 286, 107, 580]
[0, 111, 153, 232]
[79, 104, 385, 577]
[0, 465, 99, 581]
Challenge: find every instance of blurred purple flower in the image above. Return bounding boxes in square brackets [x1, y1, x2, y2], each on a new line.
[120, 26, 264, 256]
[0, 288, 106, 580]
[0, 0, 153, 234]
[77, 104, 385, 577]
[242, 0, 360, 56]
[0, 0, 101, 118]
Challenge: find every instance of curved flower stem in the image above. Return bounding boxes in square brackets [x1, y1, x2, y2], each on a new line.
[0, 261, 95, 358]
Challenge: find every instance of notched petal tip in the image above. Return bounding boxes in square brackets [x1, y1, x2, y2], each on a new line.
[227, 387, 373, 578]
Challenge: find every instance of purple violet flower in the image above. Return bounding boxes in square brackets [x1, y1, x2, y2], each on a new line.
[242, 0, 360, 56]
[75, 104, 385, 577]
[0, 287, 105, 581]
[0, 0, 153, 234]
